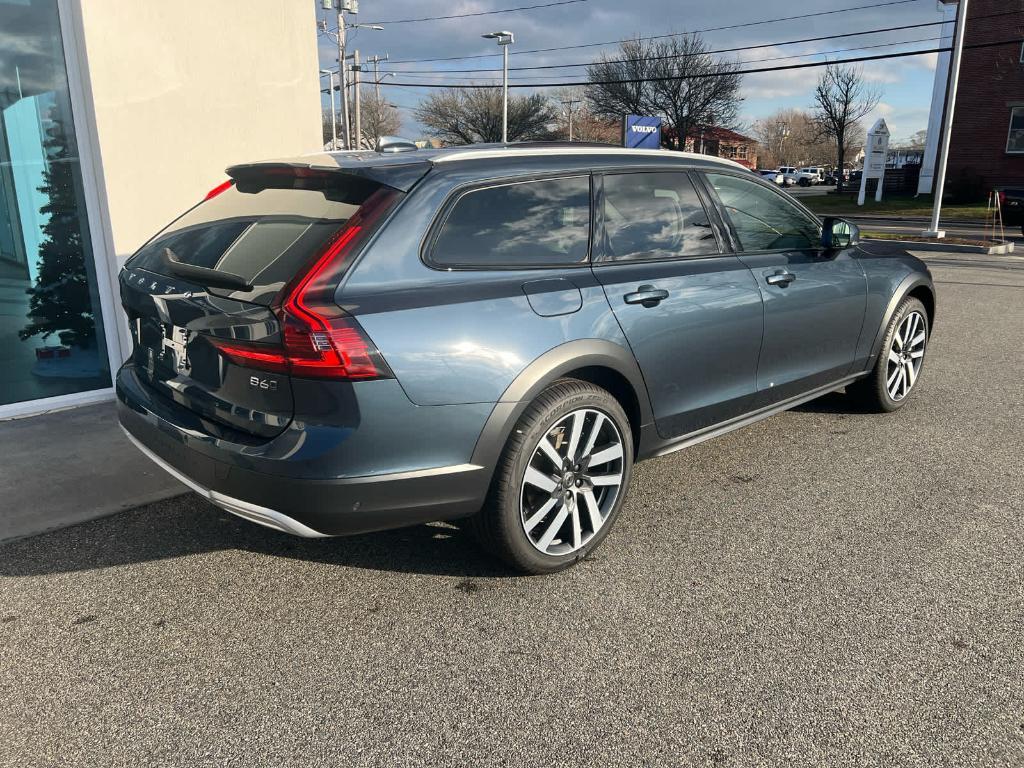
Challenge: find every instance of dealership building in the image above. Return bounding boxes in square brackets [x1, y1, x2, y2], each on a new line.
[945, 0, 1024, 191]
[0, 0, 321, 419]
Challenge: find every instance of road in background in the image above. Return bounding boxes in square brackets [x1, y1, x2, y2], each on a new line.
[855, 217, 1023, 243]
[1, 247, 1022, 767]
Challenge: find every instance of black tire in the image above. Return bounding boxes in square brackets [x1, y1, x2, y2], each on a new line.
[848, 296, 929, 412]
[799, 177, 811, 187]
[470, 379, 634, 574]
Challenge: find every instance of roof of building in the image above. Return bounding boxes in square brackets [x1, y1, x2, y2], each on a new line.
[682, 126, 756, 144]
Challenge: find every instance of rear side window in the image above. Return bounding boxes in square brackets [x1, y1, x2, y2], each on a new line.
[431, 176, 591, 268]
[128, 176, 385, 304]
[705, 172, 820, 252]
[600, 172, 719, 261]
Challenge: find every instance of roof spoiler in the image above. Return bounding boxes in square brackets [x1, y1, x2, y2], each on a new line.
[226, 157, 430, 193]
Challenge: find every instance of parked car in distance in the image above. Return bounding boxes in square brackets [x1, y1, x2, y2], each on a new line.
[759, 169, 785, 185]
[780, 167, 821, 187]
[999, 189, 1024, 236]
[777, 166, 799, 186]
[799, 167, 827, 185]
[117, 142, 936, 574]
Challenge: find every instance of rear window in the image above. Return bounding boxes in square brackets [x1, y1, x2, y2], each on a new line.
[430, 176, 591, 268]
[128, 175, 385, 304]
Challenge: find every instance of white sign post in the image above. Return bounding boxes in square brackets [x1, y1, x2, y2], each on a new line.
[858, 118, 890, 206]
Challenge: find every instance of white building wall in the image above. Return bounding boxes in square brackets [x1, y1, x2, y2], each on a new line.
[75, 0, 321, 259]
[67, 0, 322, 359]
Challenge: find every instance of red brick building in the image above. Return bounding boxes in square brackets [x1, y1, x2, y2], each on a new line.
[680, 126, 759, 169]
[946, 0, 1024, 192]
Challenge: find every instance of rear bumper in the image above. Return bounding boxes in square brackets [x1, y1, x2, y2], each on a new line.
[117, 368, 491, 537]
[121, 427, 329, 537]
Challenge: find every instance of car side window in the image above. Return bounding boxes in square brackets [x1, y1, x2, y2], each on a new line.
[600, 172, 719, 262]
[430, 176, 590, 268]
[705, 172, 821, 251]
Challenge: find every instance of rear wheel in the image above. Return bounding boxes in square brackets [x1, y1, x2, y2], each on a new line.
[848, 296, 929, 412]
[471, 379, 633, 574]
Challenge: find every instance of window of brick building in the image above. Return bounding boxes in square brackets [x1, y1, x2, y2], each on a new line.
[1007, 107, 1024, 153]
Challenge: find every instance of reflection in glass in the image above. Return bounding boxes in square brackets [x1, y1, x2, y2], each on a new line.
[1, 0, 110, 407]
[603, 172, 719, 261]
[432, 177, 591, 268]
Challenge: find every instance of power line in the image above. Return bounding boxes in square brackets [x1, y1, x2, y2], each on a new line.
[385, 0, 928, 64]
[375, 37, 1020, 89]
[379, 34, 946, 84]
[383, 8, 1024, 75]
[385, 20, 959, 75]
[359, 0, 588, 25]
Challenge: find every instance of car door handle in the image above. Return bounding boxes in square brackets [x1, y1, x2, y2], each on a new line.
[765, 271, 796, 287]
[623, 285, 669, 307]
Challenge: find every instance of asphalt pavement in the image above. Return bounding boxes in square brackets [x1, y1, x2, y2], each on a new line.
[1, 250, 1022, 767]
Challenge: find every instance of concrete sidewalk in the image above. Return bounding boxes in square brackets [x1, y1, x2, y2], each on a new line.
[0, 400, 184, 543]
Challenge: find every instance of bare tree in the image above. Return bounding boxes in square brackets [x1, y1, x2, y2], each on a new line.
[414, 88, 557, 145]
[586, 33, 742, 149]
[359, 91, 402, 148]
[812, 64, 881, 189]
[321, 110, 337, 149]
[551, 87, 619, 143]
[752, 108, 833, 168]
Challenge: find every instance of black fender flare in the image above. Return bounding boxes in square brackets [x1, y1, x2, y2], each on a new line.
[867, 273, 936, 366]
[468, 339, 653, 474]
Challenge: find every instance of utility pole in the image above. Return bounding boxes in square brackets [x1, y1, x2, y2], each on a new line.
[560, 99, 580, 142]
[352, 50, 362, 149]
[925, 0, 969, 238]
[336, 6, 350, 149]
[366, 54, 389, 100]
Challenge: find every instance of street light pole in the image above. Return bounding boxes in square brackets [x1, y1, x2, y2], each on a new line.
[320, 69, 337, 150]
[483, 31, 514, 143]
[925, 0, 970, 238]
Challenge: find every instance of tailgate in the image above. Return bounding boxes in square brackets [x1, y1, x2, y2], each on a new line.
[120, 270, 292, 439]
[120, 171, 396, 439]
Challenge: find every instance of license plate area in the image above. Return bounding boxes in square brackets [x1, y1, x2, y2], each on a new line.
[135, 319, 192, 378]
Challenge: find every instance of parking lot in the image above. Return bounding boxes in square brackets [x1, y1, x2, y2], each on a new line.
[1, 249, 1022, 767]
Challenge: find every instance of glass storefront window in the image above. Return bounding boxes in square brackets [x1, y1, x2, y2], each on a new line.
[1, 0, 111, 408]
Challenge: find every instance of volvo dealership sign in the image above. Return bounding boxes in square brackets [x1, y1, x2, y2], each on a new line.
[623, 115, 662, 149]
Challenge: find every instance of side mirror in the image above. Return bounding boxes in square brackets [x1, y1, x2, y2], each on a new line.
[821, 217, 860, 249]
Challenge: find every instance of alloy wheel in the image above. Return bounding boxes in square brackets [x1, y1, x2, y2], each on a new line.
[886, 310, 927, 401]
[519, 408, 625, 556]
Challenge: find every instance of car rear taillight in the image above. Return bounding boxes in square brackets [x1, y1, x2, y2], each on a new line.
[208, 187, 400, 381]
[999, 190, 1007, 206]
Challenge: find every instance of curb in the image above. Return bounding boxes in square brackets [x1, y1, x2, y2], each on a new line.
[861, 237, 1017, 255]
[839, 215, 992, 226]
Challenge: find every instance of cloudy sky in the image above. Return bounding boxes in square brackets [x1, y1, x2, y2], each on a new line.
[314, 0, 952, 144]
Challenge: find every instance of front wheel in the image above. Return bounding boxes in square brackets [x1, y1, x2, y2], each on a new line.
[848, 296, 929, 412]
[470, 379, 633, 574]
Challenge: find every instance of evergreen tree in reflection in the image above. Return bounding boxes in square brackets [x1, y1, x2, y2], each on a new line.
[19, 118, 95, 347]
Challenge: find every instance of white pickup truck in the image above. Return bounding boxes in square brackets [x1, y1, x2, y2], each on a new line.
[778, 166, 820, 187]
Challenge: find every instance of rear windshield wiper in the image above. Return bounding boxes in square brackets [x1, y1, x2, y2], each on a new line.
[160, 247, 253, 292]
